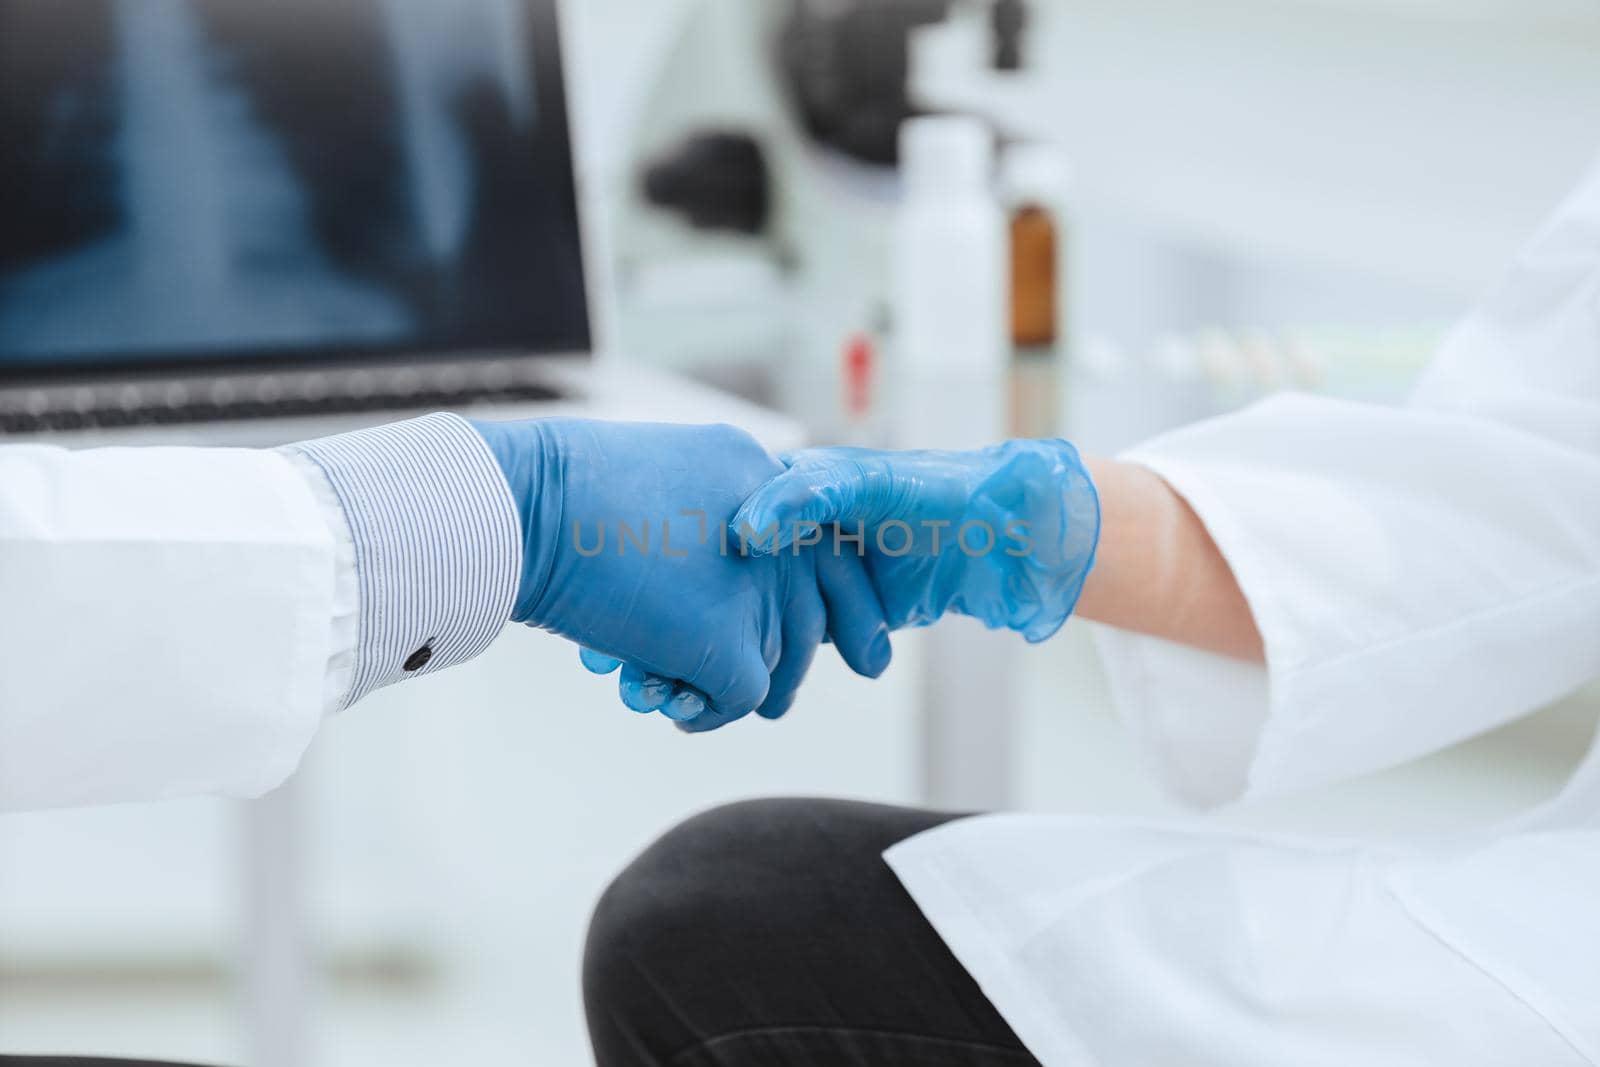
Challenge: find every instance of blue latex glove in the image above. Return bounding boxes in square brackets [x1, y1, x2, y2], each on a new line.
[471, 419, 892, 729]
[731, 439, 1100, 643]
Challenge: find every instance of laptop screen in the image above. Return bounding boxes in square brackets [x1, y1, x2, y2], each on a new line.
[0, 0, 590, 378]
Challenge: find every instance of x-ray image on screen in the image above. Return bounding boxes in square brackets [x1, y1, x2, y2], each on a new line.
[0, 0, 588, 369]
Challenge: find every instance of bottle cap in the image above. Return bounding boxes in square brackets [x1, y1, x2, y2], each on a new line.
[1000, 142, 1071, 205]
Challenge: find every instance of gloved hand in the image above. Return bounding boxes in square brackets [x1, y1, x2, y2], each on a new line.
[471, 418, 892, 730]
[732, 440, 1100, 643]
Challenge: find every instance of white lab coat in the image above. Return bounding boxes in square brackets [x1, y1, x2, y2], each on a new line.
[0, 446, 344, 810]
[886, 162, 1600, 1063]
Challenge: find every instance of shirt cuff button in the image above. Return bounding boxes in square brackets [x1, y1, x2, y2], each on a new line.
[403, 645, 434, 672]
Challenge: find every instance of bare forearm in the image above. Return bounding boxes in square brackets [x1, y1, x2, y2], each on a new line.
[1076, 458, 1264, 662]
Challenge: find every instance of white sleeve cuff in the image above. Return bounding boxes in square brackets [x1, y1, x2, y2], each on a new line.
[1090, 443, 1279, 807]
[1095, 393, 1600, 808]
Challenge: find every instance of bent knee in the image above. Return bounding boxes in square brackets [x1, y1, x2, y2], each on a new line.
[583, 799, 964, 1062]
[584, 799, 856, 978]
[583, 800, 819, 1054]
[587, 799, 812, 951]
[586, 798, 935, 964]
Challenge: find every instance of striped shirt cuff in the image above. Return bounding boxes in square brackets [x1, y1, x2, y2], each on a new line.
[285, 413, 521, 709]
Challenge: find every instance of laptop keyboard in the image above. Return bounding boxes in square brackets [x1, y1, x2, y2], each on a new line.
[0, 381, 564, 436]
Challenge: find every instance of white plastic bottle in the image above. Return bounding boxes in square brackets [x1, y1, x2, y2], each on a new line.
[889, 115, 1016, 812]
[890, 115, 1008, 451]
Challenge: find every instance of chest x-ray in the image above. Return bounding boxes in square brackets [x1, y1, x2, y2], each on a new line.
[0, 0, 588, 368]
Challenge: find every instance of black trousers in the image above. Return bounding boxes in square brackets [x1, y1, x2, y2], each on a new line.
[584, 798, 1039, 1067]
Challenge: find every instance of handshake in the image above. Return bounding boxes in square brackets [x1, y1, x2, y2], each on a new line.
[473, 419, 1100, 733]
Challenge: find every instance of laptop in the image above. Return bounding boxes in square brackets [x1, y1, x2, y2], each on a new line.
[0, 0, 677, 445]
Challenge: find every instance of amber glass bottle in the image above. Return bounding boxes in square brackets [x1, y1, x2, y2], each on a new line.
[1006, 184, 1064, 439]
[1010, 202, 1058, 351]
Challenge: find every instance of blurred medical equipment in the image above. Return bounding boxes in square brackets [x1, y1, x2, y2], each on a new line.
[613, 0, 1600, 448]
[738, 438, 1100, 642]
[610, 0, 1041, 450]
[643, 131, 772, 235]
[469, 416, 890, 728]
[776, 0, 953, 167]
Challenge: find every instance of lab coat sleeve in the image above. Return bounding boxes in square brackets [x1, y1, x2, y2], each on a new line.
[1096, 161, 1600, 807]
[0, 442, 339, 810]
[1, 413, 521, 811]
